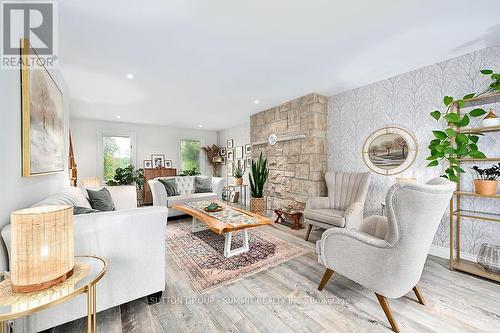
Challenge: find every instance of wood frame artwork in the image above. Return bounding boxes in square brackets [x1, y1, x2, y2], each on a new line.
[21, 39, 65, 177]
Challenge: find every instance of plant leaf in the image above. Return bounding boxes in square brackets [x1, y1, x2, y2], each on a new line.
[457, 100, 465, 108]
[445, 128, 457, 137]
[469, 143, 478, 151]
[463, 93, 475, 100]
[480, 69, 493, 75]
[443, 96, 453, 106]
[457, 134, 468, 144]
[427, 160, 439, 167]
[460, 114, 470, 127]
[470, 108, 486, 117]
[468, 150, 486, 159]
[469, 135, 479, 143]
[444, 113, 460, 123]
[426, 155, 438, 160]
[430, 111, 441, 121]
[433, 131, 448, 140]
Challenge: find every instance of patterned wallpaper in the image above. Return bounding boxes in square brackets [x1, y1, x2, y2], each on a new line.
[327, 45, 500, 255]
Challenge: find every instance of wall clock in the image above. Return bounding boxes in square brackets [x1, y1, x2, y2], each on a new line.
[268, 134, 278, 146]
[362, 126, 417, 176]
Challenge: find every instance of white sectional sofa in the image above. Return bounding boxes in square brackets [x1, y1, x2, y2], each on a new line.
[1, 186, 168, 332]
[148, 176, 225, 217]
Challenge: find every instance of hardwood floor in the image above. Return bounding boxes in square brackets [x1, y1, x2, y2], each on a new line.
[50, 218, 500, 333]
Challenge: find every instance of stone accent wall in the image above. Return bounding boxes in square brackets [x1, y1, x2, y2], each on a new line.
[250, 93, 328, 213]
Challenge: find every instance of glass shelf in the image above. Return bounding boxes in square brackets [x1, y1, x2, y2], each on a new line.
[452, 209, 500, 223]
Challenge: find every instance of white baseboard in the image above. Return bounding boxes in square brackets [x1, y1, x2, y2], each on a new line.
[429, 245, 477, 262]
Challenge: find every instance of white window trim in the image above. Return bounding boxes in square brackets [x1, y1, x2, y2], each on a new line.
[97, 130, 137, 182]
[178, 136, 205, 175]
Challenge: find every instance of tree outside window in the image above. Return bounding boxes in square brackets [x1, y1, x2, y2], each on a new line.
[180, 139, 201, 173]
[103, 136, 131, 181]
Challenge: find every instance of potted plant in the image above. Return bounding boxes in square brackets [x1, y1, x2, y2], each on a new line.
[179, 167, 201, 176]
[201, 145, 221, 177]
[426, 69, 500, 182]
[233, 165, 244, 185]
[471, 164, 500, 195]
[106, 165, 144, 206]
[249, 152, 269, 215]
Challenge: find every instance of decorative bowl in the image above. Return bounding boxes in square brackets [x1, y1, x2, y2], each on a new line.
[204, 203, 223, 212]
[477, 243, 500, 273]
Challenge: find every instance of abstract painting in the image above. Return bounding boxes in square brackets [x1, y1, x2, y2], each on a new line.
[21, 39, 64, 176]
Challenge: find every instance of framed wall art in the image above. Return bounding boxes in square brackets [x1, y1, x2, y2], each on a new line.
[151, 154, 165, 168]
[165, 160, 173, 168]
[235, 146, 244, 159]
[21, 39, 65, 177]
[362, 126, 417, 176]
[220, 147, 226, 156]
[227, 139, 234, 148]
[144, 160, 153, 169]
[227, 150, 234, 161]
[245, 144, 251, 155]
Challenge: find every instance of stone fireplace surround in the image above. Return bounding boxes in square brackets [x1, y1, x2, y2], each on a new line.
[250, 93, 328, 214]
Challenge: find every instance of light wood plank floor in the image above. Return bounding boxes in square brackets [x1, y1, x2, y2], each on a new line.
[49, 218, 500, 333]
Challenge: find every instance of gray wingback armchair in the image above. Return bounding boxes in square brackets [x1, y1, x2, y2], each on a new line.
[315, 178, 454, 332]
[304, 171, 371, 240]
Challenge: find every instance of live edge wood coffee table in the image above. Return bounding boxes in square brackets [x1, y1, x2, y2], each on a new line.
[173, 201, 271, 258]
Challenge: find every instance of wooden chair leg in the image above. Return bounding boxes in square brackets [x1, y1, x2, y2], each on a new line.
[413, 285, 425, 305]
[375, 293, 400, 333]
[317, 268, 334, 291]
[305, 224, 313, 241]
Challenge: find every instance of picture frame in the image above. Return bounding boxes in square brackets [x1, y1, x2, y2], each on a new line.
[237, 159, 245, 172]
[220, 147, 226, 156]
[227, 162, 234, 175]
[21, 39, 65, 177]
[165, 160, 173, 168]
[221, 157, 226, 165]
[235, 146, 244, 159]
[227, 150, 234, 161]
[143, 160, 153, 169]
[245, 156, 252, 168]
[151, 154, 165, 168]
[227, 139, 234, 148]
[245, 144, 251, 155]
[229, 191, 240, 204]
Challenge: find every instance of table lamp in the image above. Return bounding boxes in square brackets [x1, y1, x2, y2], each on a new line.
[10, 205, 74, 293]
[83, 176, 101, 188]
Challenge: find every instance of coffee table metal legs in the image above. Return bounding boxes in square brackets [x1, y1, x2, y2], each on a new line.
[224, 230, 249, 258]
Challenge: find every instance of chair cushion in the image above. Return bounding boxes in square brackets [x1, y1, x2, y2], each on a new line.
[33, 186, 92, 209]
[304, 208, 345, 227]
[194, 176, 212, 193]
[87, 188, 116, 211]
[166, 192, 218, 208]
[158, 178, 180, 196]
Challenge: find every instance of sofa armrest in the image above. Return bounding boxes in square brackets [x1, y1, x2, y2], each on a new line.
[305, 197, 330, 210]
[344, 202, 365, 229]
[105, 186, 137, 210]
[212, 177, 225, 199]
[148, 179, 168, 206]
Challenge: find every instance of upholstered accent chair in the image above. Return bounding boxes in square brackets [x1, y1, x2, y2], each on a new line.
[304, 171, 371, 241]
[315, 178, 454, 332]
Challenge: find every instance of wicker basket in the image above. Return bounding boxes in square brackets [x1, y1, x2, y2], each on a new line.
[250, 197, 266, 216]
[235, 178, 243, 185]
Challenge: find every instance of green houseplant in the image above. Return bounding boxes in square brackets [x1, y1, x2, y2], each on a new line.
[233, 165, 244, 185]
[249, 152, 269, 215]
[426, 69, 500, 182]
[106, 165, 144, 187]
[179, 167, 200, 176]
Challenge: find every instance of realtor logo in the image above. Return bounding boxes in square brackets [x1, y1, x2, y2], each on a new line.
[1, 1, 58, 68]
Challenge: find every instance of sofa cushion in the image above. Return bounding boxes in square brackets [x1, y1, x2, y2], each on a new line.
[33, 186, 92, 209]
[158, 178, 180, 196]
[87, 188, 116, 211]
[194, 176, 212, 193]
[73, 206, 100, 215]
[304, 208, 345, 227]
[166, 193, 217, 208]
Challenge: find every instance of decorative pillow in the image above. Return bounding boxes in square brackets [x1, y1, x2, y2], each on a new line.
[194, 176, 212, 193]
[73, 206, 100, 215]
[86, 188, 115, 211]
[159, 178, 180, 196]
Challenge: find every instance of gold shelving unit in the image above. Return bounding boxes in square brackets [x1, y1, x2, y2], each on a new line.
[449, 93, 500, 283]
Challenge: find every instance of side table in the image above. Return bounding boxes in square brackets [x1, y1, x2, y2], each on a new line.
[226, 184, 248, 208]
[274, 209, 304, 230]
[0, 256, 107, 333]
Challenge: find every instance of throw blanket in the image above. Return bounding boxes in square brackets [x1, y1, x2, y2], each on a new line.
[186, 201, 258, 227]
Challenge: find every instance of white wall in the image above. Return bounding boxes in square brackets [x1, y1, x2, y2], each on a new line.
[70, 117, 218, 185]
[0, 69, 70, 271]
[217, 122, 251, 206]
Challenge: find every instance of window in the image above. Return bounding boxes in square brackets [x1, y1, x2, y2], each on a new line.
[180, 139, 201, 173]
[103, 135, 132, 181]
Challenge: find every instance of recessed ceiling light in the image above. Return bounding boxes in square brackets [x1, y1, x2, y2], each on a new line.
[198, 124, 203, 128]
[116, 115, 121, 119]
[126, 74, 134, 79]
[254, 100, 260, 104]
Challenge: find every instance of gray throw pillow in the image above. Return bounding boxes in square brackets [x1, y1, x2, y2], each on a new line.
[86, 188, 116, 211]
[73, 206, 100, 215]
[158, 178, 180, 196]
[194, 176, 212, 193]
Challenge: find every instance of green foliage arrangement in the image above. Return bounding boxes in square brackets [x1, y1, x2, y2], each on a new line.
[179, 167, 200, 176]
[249, 152, 269, 198]
[106, 165, 144, 188]
[427, 69, 500, 182]
[233, 166, 244, 178]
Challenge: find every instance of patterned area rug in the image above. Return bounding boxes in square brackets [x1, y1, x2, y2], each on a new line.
[166, 223, 310, 294]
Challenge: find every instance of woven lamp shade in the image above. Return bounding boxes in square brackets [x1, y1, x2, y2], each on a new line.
[10, 205, 75, 293]
[83, 176, 101, 188]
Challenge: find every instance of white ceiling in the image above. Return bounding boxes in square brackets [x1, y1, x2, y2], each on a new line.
[59, 0, 500, 131]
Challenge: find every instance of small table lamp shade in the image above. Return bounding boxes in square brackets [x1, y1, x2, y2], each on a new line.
[83, 177, 101, 188]
[10, 205, 74, 293]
